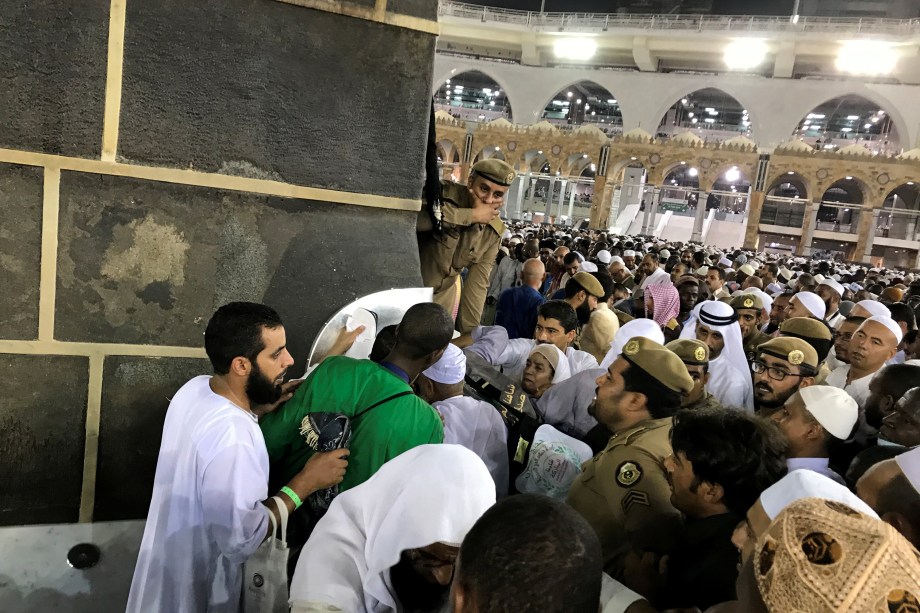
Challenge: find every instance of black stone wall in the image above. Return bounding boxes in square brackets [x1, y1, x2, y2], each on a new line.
[0, 0, 436, 525]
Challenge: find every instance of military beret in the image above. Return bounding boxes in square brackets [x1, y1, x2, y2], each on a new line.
[730, 293, 764, 312]
[569, 271, 605, 298]
[621, 336, 694, 394]
[471, 159, 516, 187]
[757, 337, 819, 370]
[665, 339, 710, 365]
[779, 317, 833, 342]
[676, 275, 700, 288]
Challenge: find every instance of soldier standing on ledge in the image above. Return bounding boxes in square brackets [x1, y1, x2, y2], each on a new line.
[418, 159, 515, 333]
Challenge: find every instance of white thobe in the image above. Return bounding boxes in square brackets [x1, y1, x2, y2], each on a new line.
[435, 395, 509, 496]
[127, 376, 270, 613]
[706, 355, 755, 411]
[825, 365, 876, 409]
[787, 457, 846, 486]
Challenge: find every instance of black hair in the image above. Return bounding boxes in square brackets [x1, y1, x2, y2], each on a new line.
[645, 252, 660, 264]
[843, 315, 867, 327]
[621, 362, 682, 419]
[204, 302, 284, 375]
[693, 251, 706, 268]
[876, 471, 920, 538]
[670, 408, 788, 517]
[538, 300, 579, 333]
[564, 278, 587, 299]
[456, 495, 602, 613]
[370, 325, 398, 363]
[563, 252, 581, 266]
[888, 302, 917, 332]
[707, 266, 725, 280]
[393, 302, 454, 360]
[876, 364, 920, 396]
[612, 282, 628, 296]
[591, 271, 614, 302]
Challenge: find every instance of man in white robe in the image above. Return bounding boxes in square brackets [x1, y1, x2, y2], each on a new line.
[679, 300, 755, 410]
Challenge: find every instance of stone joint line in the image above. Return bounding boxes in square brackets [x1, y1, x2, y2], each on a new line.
[101, 0, 127, 162]
[271, 0, 439, 35]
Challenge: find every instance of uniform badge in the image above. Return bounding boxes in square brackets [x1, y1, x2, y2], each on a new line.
[616, 461, 643, 487]
[505, 172, 515, 184]
[624, 340, 640, 356]
[788, 349, 805, 365]
[694, 346, 706, 362]
[743, 298, 754, 308]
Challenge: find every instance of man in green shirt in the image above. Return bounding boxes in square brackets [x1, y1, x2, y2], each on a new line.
[260, 303, 452, 493]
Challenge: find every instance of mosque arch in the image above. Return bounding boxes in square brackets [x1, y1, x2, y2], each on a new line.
[539, 80, 623, 130]
[766, 172, 811, 202]
[471, 144, 506, 165]
[791, 94, 902, 154]
[433, 70, 513, 123]
[656, 88, 753, 140]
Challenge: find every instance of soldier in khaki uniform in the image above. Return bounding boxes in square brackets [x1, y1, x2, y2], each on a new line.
[731, 293, 771, 363]
[665, 339, 722, 412]
[418, 159, 514, 333]
[566, 336, 694, 580]
[778, 317, 835, 385]
[751, 336, 819, 417]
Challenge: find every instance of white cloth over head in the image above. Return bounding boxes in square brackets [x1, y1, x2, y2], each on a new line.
[743, 287, 773, 317]
[600, 319, 665, 370]
[679, 300, 754, 411]
[896, 446, 920, 496]
[799, 386, 858, 440]
[581, 261, 599, 273]
[792, 291, 826, 320]
[609, 255, 624, 265]
[820, 278, 845, 298]
[758, 470, 878, 521]
[436, 396, 509, 497]
[865, 314, 904, 344]
[529, 344, 573, 385]
[422, 343, 466, 385]
[290, 445, 496, 613]
[718, 257, 732, 268]
[597, 250, 612, 264]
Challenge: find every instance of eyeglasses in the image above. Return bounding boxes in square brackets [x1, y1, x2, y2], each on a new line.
[751, 360, 805, 382]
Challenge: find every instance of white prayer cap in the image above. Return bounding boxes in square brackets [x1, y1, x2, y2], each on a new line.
[502, 230, 512, 239]
[600, 319, 665, 370]
[694, 266, 709, 277]
[766, 282, 785, 296]
[509, 236, 522, 245]
[574, 252, 585, 263]
[814, 274, 826, 284]
[659, 249, 671, 259]
[580, 261, 598, 273]
[819, 278, 845, 298]
[791, 292, 826, 320]
[596, 250, 612, 264]
[864, 315, 904, 344]
[718, 257, 732, 268]
[758, 470, 878, 522]
[854, 299, 891, 319]
[848, 283, 863, 293]
[422, 343, 466, 385]
[870, 267, 881, 273]
[609, 255, 624, 266]
[895, 446, 920, 496]
[799, 386, 858, 440]
[744, 288, 773, 314]
[739, 264, 756, 276]
[499, 246, 510, 257]
[623, 249, 636, 257]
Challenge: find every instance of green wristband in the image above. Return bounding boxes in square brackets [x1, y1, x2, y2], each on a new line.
[280, 486, 302, 509]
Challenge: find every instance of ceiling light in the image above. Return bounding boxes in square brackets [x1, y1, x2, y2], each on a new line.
[608, 99, 616, 104]
[554, 38, 598, 61]
[681, 98, 689, 105]
[841, 127, 853, 132]
[689, 168, 699, 177]
[788, 171, 795, 175]
[482, 88, 492, 95]
[537, 150, 543, 154]
[864, 123, 872, 129]
[489, 101, 495, 107]
[724, 39, 769, 70]
[631, 157, 638, 160]
[567, 91, 573, 98]
[836, 40, 899, 75]
[688, 112, 695, 118]
[846, 176, 853, 180]
[908, 181, 914, 185]
[704, 118, 716, 123]
[708, 109, 719, 116]
[847, 115, 860, 120]
[725, 167, 741, 182]
[872, 117, 880, 123]
[691, 118, 699, 124]
[591, 111, 596, 116]
[680, 160, 686, 164]
[576, 99, 582, 104]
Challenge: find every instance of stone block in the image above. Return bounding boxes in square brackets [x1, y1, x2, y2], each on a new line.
[94, 356, 211, 521]
[388, 0, 439, 20]
[0, 355, 88, 525]
[0, 164, 43, 339]
[55, 172, 422, 370]
[119, 0, 436, 199]
[0, 0, 108, 157]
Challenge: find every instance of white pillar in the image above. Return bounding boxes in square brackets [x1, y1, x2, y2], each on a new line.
[861, 209, 881, 264]
[567, 183, 577, 220]
[691, 191, 708, 242]
[557, 179, 568, 221]
[800, 201, 820, 256]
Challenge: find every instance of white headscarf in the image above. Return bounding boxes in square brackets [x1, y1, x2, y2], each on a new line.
[290, 445, 496, 612]
[599, 319, 665, 370]
[680, 300, 754, 410]
[529, 344, 572, 384]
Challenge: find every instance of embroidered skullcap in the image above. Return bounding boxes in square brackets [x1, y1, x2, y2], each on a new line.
[422, 343, 466, 385]
[754, 498, 920, 613]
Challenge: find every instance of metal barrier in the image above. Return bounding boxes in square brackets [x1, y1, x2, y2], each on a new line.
[438, 1, 920, 36]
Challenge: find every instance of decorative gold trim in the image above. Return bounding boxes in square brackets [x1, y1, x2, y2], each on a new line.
[79, 354, 104, 522]
[0, 149, 421, 211]
[38, 167, 61, 342]
[272, 0, 440, 35]
[0, 339, 207, 359]
[101, 0, 127, 162]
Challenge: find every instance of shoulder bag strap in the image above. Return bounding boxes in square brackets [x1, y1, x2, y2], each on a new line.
[352, 390, 414, 420]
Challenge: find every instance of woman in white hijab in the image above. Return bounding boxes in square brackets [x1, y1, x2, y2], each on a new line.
[290, 445, 496, 613]
[522, 344, 572, 399]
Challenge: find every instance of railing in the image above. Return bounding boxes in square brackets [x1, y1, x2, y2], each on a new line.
[439, 1, 920, 36]
[760, 198, 807, 228]
[876, 210, 920, 241]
